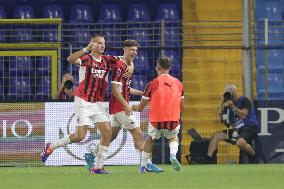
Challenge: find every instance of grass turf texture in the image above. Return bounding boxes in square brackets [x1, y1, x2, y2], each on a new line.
[1, 164, 284, 189]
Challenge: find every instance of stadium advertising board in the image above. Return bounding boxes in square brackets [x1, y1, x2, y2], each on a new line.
[44, 102, 141, 166]
[256, 100, 284, 163]
[0, 103, 45, 166]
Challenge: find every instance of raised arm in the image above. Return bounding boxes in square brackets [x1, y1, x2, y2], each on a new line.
[67, 42, 95, 65]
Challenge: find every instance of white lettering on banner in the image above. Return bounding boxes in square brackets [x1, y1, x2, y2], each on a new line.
[258, 108, 284, 136]
[1, 119, 33, 138]
[2, 120, 7, 137]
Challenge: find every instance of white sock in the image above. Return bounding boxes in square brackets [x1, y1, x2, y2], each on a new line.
[141, 151, 151, 167]
[95, 145, 109, 169]
[50, 135, 71, 150]
[91, 143, 100, 156]
[169, 141, 179, 157]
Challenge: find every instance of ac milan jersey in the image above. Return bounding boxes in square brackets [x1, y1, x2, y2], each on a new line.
[75, 54, 117, 103]
[109, 60, 132, 114]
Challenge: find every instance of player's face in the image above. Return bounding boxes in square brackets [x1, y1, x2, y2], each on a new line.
[124, 46, 138, 63]
[90, 37, 105, 54]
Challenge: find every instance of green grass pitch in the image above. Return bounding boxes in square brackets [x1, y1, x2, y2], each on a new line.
[1, 164, 284, 189]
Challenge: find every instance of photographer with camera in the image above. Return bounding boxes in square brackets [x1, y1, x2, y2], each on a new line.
[53, 72, 75, 100]
[205, 84, 262, 164]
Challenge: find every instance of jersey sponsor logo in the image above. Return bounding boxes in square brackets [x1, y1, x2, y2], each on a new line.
[91, 68, 106, 78]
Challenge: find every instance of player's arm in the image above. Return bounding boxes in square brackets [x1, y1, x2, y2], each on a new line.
[112, 83, 132, 115]
[131, 98, 148, 112]
[129, 87, 143, 96]
[67, 42, 96, 65]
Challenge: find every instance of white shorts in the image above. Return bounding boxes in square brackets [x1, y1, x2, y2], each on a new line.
[74, 96, 110, 127]
[148, 123, 180, 140]
[110, 111, 137, 130]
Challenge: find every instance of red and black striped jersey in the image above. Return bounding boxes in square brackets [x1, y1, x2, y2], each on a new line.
[75, 54, 117, 103]
[109, 60, 132, 114]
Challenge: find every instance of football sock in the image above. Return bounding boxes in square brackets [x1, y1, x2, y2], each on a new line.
[169, 141, 179, 157]
[141, 151, 151, 167]
[95, 145, 109, 169]
[50, 135, 71, 150]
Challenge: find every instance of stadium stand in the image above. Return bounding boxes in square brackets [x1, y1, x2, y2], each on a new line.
[0, 5, 6, 42]
[127, 3, 151, 22]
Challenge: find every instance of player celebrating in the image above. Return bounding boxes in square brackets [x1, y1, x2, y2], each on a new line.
[132, 56, 184, 173]
[41, 34, 133, 174]
[84, 40, 144, 170]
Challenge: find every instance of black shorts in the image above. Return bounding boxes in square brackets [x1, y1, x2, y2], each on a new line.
[222, 125, 259, 145]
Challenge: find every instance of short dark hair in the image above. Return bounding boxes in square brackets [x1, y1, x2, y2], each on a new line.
[123, 39, 139, 47]
[157, 56, 172, 70]
[91, 34, 104, 39]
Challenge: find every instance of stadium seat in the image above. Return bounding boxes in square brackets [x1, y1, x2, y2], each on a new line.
[8, 77, 33, 99]
[9, 56, 34, 76]
[13, 5, 34, 41]
[69, 4, 93, 23]
[98, 4, 122, 23]
[156, 27, 181, 47]
[36, 76, 51, 99]
[0, 57, 4, 76]
[42, 5, 64, 41]
[0, 81, 3, 97]
[127, 3, 151, 22]
[156, 3, 180, 21]
[127, 29, 152, 47]
[101, 26, 121, 48]
[135, 50, 150, 74]
[37, 56, 52, 75]
[257, 70, 284, 99]
[132, 75, 148, 91]
[0, 6, 6, 42]
[264, 0, 282, 21]
[72, 28, 91, 47]
[256, 49, 284, 69]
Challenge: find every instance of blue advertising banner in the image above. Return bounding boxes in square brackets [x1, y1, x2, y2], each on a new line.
[255, 100, 284, 163]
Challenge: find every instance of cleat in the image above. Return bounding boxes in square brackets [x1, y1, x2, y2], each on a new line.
[84, 153, 95, 171]
[41, 143, 53, 162]
[170, 154, 181, 171]
[139, 166, 148, 174]
[90, 167, 111, 174]
[146, 163, 164, 173]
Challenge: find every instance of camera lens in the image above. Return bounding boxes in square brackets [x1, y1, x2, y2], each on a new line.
[223, 92, 232, 101]
[64, 80, 73, 89]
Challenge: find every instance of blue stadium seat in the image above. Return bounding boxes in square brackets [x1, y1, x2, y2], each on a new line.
[264, 0, 282, 21]
[0, 81, 3, 97]
[156, 3, 180, 21]
[42, 5, 64, 41]
[101, 26, 121, 48]
[36, 76, 51, 99]
[127, 29, 152, 47]
[127, 3, 151, 22]
[132, 75, 147, 91]
[98, 4, 122, 23]
[0, 6, 6, 42]
[257, 69, 284, 99]
[13, 5, 34, 19]
[72, 29, 91, 47]
[8, 77, 33, 99]
[9, 56, 34, 76]
[135, 50, 150, 74]
[0, 57, 4, 76]
[13, 5, 34, 41]
[156, 27, 181, 47]
[69, 4, 93, 23]
[37, 56, 51, 75]
[256, 49, 284, 69]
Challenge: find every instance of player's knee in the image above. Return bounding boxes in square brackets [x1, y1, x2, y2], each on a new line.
[102, 128, 112, 141]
